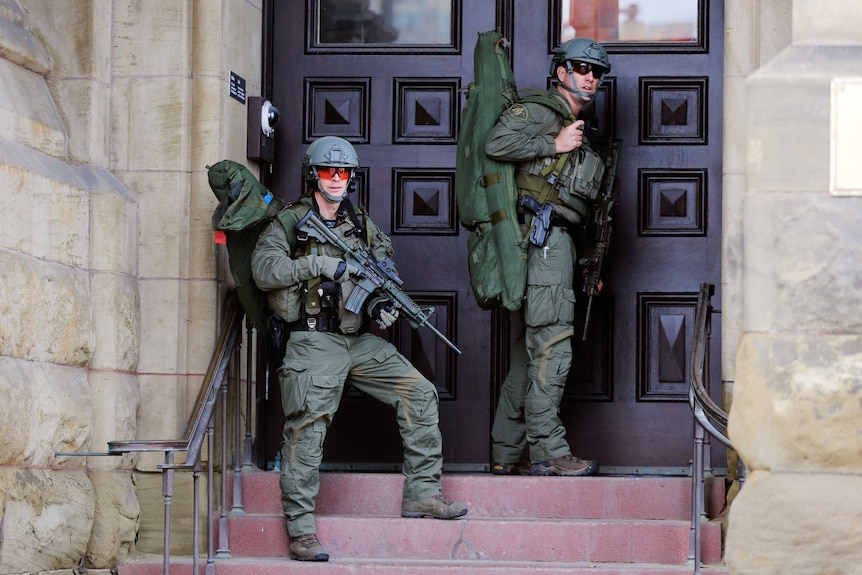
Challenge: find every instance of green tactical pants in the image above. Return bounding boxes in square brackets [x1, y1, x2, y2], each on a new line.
[278, 330, 443, 537]
[490, 334, 529, 464]
[492, 226, 576, 464]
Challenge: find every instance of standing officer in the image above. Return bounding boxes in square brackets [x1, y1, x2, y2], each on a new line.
[251, 136, 467, 562]
[484, 38, 611, 477]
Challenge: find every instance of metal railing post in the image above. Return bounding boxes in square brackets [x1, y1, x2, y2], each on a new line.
[216, 357, 232, 558]
[692, 416, 705, 575]
[243, 321, 255, 469]
[232, 331, 245, 514]
[688, 283, 740, 575]
[162, 452, 174, 575]
[207, 419, 216, 575]
[192, 465, 200, 575]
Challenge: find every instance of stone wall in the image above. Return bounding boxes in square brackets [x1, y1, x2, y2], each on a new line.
[726, 0, 862, 573]
[0, 0, 260, 571]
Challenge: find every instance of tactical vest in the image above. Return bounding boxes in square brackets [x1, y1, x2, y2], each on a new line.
[273, 199, 372, 333]
[511, 94, 605, 222]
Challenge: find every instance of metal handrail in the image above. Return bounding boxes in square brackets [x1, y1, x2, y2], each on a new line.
[88, 282, 734, 574]
[108, 292, 246, 575]
[689, 283, 732, 448]
[688, 282, 743, 575]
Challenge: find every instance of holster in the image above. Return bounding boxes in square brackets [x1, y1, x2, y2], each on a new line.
[266, 313, 289, 364]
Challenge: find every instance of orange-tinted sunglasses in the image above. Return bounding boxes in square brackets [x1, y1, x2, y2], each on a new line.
[317, 167, 351, 180]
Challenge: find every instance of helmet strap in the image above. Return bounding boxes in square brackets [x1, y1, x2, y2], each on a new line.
[319, 189, 343, 203]
[316, 175, 353, 204]
[307, 165, 355, 203]
[557, 61, 599, 106]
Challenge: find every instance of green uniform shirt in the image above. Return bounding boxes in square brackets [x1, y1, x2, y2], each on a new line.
[251, 194, 394, 330]
[484, 89, 567, 162]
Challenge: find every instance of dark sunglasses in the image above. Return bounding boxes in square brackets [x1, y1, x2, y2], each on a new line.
[317, 167, 351, 180]
[570, 61, 605, 79]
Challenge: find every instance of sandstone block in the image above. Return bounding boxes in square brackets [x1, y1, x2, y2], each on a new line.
[85, 471, 140, 569]
[727, 470, 862, 575]
[0, 356, 92, 466]
[0, 468, 95, 573]
[90, 272, 139, 372]
[0, 250, 93, 366]
[87, 370, 139, 471]
[730, 333, 862, 471]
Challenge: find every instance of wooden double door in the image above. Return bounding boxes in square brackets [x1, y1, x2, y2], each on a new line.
[259, 0, 724, 472]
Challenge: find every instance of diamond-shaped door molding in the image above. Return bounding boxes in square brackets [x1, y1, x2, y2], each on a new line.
[564, 294, 614, 403]
[584, 76, 617, 143]
[639, 77, 707, 144]
[394, 79, 459, 143]
[637, 292, 698, 402]
[304, 78, 370, 142]
[391, 169, 457, 235]
[638, 169, 707, 236]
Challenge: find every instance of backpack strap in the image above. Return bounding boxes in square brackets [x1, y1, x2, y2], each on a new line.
[274, 203, 309, 250]
[274, 203, 326, 313]
[341, 198, 373, 245]
[517, 91, 578, 205]
[519, 91, 576, 125]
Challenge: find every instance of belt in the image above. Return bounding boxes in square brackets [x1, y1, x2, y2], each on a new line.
[518, 212, 569, 228]
[286, 316, 340, 332]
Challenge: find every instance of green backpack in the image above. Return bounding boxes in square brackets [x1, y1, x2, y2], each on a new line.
[207, 160, 288, 335]
[455, 31, 573, 312]
[456, 30, 523, 311]
[207, 160, 364, 345]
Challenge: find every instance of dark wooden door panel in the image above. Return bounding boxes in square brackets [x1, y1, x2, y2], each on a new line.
[264, 0, 724, 471]
[266, 0, 498, 469]
[549, 0, 725, 470]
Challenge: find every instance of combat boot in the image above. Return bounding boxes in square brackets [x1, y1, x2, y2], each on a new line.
[491, 460, 530, 475]
[289, 532, 329, 561]
[530, 454, 598, 476]
[401, 493, 468, 519]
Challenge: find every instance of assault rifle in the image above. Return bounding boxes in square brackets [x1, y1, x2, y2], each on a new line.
[579, 138, 622, 341]
[296, 210, 462, 355]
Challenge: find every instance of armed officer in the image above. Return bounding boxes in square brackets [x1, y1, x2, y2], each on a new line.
[251, 136, 467, 562]
[484, 38, 611, 477]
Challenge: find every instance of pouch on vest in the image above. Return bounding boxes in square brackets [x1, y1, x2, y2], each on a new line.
[568, 148, 605, 203]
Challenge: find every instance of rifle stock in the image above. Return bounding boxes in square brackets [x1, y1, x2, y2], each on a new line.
[581, 138, 622, 342]
[296, 210, 462, 355]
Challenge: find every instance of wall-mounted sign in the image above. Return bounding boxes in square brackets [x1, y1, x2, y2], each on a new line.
[230, 71, 246, 104]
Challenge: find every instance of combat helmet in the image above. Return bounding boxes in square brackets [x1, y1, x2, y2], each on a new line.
[549, 38, 611, 77]
[303, 136, 359, 199]
[304, 136, 359, 170]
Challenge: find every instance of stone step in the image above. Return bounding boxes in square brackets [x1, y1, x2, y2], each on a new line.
[119, 471, 728, 575]
[225, 513, 723, 564]
[231, 470, 726, 520]
[120, 555, 730, 575]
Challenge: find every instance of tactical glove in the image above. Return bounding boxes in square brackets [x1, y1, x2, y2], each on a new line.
[314, 256, 356, 284]
[368, 298, 399, 329]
